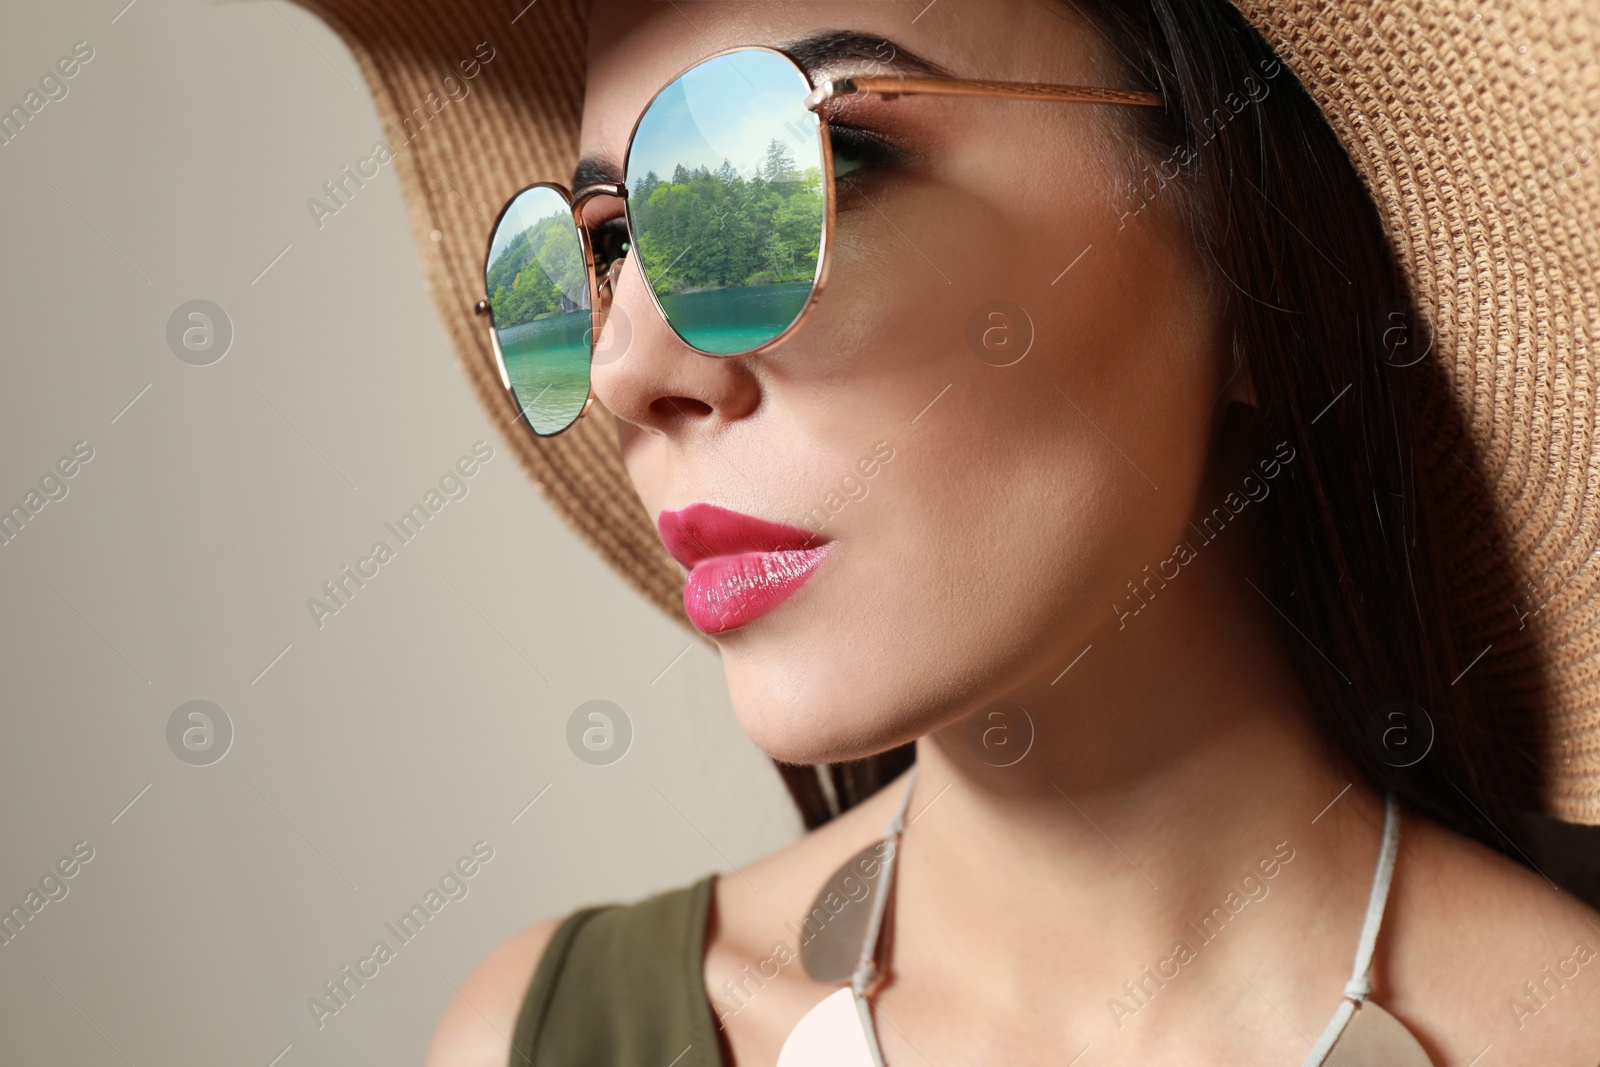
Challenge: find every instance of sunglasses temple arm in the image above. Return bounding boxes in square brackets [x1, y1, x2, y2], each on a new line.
[805, 75, 1163, 110]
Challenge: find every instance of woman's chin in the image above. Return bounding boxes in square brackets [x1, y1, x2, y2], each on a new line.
[742, 718, 907, 767]
[722, 670, 933, 767]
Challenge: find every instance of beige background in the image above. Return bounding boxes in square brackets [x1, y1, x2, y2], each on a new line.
[0, 2, 798, 1064]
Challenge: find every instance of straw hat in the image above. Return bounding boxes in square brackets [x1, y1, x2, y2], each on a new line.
[288, 0, 1600, 823]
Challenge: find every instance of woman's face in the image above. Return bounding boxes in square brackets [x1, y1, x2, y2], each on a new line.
[583, 0, 1234, 765]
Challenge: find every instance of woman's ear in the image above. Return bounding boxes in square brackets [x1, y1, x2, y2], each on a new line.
[1232, 365, 1259, 409]
[1217, 334, 1258, 410]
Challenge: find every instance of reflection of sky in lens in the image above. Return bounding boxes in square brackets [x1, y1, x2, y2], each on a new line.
[627, 51, 820, 185]
[489, 187, 569, 263]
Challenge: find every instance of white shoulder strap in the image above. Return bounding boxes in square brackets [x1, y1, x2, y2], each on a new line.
[1302, 791, 1402, 1066]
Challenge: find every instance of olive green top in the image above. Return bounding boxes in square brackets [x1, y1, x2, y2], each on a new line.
[511, 873, 725, 1066]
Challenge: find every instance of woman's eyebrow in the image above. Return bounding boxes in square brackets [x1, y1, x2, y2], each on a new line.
[777, 30, 952, 79]
[571, 32, 948, 189]
[574, 155, 622, 190]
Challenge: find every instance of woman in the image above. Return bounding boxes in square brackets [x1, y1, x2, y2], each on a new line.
[296, 0, 1600, 1062]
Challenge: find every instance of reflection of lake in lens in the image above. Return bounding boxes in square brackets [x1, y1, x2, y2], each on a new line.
[657, 282, 813, 354]
[497, 312, 591, 432]
[624, 49, 824, 357]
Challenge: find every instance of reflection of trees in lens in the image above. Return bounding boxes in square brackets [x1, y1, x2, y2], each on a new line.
[631, 138, 823, 297]
[487, 214, 588, 329]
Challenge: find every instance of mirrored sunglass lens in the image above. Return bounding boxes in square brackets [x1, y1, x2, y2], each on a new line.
[625, 49, 824, 356]
[485, 186, 592, 435]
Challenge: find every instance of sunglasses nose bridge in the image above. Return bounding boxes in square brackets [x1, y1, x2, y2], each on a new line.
[572, 181, 627, 208]
[596, 255, 626, 322]
[571, 180, 631, 322]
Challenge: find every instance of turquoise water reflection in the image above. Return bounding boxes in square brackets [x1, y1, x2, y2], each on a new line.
[498, 312, 590, 435]
[660, 282, 813, 354]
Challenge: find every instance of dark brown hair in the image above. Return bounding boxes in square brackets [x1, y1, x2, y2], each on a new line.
[774, 0, 1546, 859]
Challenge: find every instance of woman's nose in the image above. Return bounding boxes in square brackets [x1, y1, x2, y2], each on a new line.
[590, 254, 762, 436]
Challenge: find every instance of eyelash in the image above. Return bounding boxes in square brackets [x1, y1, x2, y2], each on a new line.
[828, 123, 904, 182]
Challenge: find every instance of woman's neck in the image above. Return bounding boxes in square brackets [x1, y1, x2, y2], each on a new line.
[880, 512, 1390, 1059]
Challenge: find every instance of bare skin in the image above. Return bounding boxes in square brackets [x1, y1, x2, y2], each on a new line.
[427, 0, 1600, 1063]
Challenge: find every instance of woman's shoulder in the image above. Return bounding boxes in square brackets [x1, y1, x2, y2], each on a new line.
[425, 874, 719, 1067]
[1386, 810, 1600, 1063]
[425, 917, 564, 1067]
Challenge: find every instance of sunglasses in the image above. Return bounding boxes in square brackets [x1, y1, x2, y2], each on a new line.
[474, 45, 1161, 437]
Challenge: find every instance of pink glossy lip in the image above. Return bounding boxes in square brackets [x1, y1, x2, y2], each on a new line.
[657, 503, 832, 634]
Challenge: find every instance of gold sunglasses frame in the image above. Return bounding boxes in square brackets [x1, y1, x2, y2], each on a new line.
[473, 44, 1162, 436]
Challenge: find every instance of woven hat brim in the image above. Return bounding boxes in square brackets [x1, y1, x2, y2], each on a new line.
[295, 0, 687, 626]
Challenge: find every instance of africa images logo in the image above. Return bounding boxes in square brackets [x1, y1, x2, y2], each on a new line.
[305, 43, 496, 231]
[305, 841, 495, 1030]
[305, 442, 494, 630]
[1113, 439, 1296, 629]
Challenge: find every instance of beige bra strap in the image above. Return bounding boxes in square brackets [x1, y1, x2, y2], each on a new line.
[1302, 791, 1402, 1066]
[851, 764, 919, 1067]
